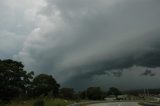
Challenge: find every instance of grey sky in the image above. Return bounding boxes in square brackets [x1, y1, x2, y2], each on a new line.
[0, 0, 160, 90]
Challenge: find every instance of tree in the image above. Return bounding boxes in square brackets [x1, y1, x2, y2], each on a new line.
[79, 91, 87, 99]
[107, 87, 122, 99]
[31, 74, 60, 97]
[60, 88, 75, 99]
[0, 59, 34, 101]
[86, 87, 104, 100]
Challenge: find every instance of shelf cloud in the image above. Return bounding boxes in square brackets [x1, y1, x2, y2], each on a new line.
[1, 0, 160, 90]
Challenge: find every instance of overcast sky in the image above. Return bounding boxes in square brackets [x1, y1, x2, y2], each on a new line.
[1, 0, 160, 90]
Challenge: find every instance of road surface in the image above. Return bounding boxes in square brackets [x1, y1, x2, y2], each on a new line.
[87, 102, 140, 106]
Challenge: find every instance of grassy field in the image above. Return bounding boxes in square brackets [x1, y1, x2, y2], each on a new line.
[5, 98, 74, 106]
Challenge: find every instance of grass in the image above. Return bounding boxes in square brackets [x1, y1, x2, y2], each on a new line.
[45, 98, 74, 106]
[138, 97, 160, 106]
[5, 98, 74, 106]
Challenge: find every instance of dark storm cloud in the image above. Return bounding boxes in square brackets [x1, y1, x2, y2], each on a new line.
[141, 70, 155, 77]
[112, 71, 123, 77]
[61, 29, 160, 79]
[16, 0, 160, 89]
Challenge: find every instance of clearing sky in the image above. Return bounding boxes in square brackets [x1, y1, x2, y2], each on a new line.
[1, 0, 160, 90]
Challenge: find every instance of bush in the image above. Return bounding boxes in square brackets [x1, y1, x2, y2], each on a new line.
[33, 99, 45, 106]
[0, 100, 5, 106]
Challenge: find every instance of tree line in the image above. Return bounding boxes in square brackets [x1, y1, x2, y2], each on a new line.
[0, 59, 122, 102]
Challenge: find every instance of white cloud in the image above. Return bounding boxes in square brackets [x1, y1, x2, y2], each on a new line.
[0, 0, 46, 58]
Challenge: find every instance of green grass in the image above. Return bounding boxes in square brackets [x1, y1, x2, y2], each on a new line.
[5, 98, 74, 106]
[45, 98, 74, 106]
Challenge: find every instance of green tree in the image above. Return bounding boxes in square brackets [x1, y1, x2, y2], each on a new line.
[107, 87, 122, 99]
[60, 88, 75, 99]
[0, 59, 34, 101]
[79, 91, 87, 99]
[32, 74, 60, 97]
[86, 87, 104, 100]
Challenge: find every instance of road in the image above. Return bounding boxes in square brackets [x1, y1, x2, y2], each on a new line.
[87, 102, 140, 106]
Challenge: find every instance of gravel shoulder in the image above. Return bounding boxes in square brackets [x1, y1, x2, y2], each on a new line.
[87, 102, 140, 106]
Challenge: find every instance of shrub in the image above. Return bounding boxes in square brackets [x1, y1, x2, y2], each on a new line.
[33, 99, 45, 106]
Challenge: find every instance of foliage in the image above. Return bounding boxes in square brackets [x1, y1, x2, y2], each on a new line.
[60, 88, 75, 99]
[5, 98, 73, 106]
[79, 91, 87, 100]
[31, 74, 60, 97]
[0, 59, 123, 104]
[45, 98, 74, 106]
[86, 87, 104, 100]
[0, 59, 34, 101]
[107, 87, 122, 98]
[33, 99, 45, 106]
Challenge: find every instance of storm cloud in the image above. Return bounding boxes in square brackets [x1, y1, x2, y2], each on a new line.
[0, 0, 45, 58]
[1, 0, 160, 89]
[141, 69, 155, 77]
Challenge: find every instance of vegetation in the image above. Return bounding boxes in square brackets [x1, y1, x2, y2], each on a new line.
[86, 87, 104, 100]
[0, 59, 63, 106]
[60, 88, 75, 99]
[107, 87, 122, 99]
[33, 99, 45, 106]
[5, 98, 73, 106]
[2, 59, 152, 106]
[0, 59, 34, 101]
[30, 74, 60, 97]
